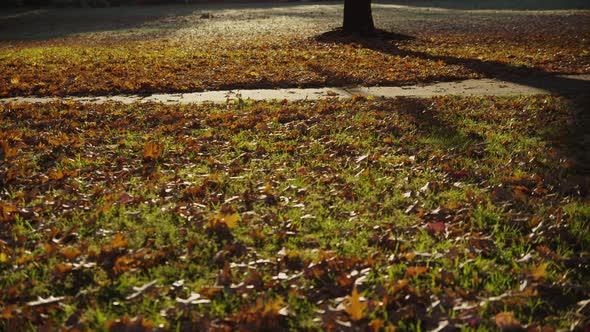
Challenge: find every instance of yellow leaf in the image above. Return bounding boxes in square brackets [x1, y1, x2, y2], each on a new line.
[113, 255, 135, 275]
[54, 262, 73, 275]
[10, 77, 19, 85]
[530, 262, 548, 280]
[60, 247, 81, 260]
[344, 287, 367, 321]
[123, 81, 135, 91]
[143, 142, 163, 160]
[260, 183, 273, 194]
[111, 233, 129, 249]
[262, 296, 286, 315]
[404, 252, 416, 261]
[49, 170, 64, 181]
[0, 252, 8, 263]
[217, 212, 239, 229]
[44, 243, 58, 255]
[16, 254, 33, 265]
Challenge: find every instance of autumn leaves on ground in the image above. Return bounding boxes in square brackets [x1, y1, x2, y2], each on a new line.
[1, 2, 590, 331]
[1, 3, 589, 97]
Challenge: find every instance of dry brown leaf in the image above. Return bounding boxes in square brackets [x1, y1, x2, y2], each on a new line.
[107, 315, 154, 331]
[1, 141, 17, 159]
[495, 312, 522, 331]
[405, 266, 429, 278]
[370, 319, 385, 332]
[427, 221, 445, 234]
[0, 305, 17, 319]
[0, 203, 17, 222]
[113, 256, 135, 275]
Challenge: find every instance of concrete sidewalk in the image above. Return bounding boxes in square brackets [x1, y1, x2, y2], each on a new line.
[2, 75, 589, 104]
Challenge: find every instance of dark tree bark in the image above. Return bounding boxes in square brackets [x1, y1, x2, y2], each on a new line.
[343, 0, 375, 34]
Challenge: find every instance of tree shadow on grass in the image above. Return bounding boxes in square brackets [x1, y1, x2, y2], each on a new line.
[316, 29, 590, 192]
[0, 6, 196, 41]
[0, 1, 323, 41]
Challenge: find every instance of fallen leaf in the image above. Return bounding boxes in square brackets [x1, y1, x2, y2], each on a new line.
[420, 182, 431, 193]
[405, 266, 429, 278]
[119, 193, 134, 204]
[0, 203, 17, 222]
[427, 221, 445, 234]
[16, 254, 33, 265]
[111, 233, 129, 249]
[176, 292, 211, 305]
[449, 170, 469, 180]
[54, 262, 73, 275]
[432, 320, 449, 332]
[60, 247, 81, 260]
[49, 169, 64, 181]
[356, 154, 369, 163]
[530, 263, 548, 281]
[495, 312, 522, 331]
[216, 262, 232, 286]
[216, 211, 239, 229]
[126, 280, 159, 300]
[0, 305, 17, 319]
[143, 142, 163, 160]
[1, 141, 17, 159]
[26, 295, 66, 307]
[107, 315, 154, 331]
[344, 287, 367, 321]
[370, 319, 385, 332]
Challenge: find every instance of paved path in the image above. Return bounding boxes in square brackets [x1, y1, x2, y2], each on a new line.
[2, 75, 589, 104]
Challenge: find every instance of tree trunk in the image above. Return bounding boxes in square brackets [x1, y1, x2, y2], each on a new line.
[343, 0, 375, 34]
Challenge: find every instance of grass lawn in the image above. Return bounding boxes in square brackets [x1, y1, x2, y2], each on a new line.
[1, 95, 589, 330]
[1, 2, 589, 97]
[1, 1, 590, 330]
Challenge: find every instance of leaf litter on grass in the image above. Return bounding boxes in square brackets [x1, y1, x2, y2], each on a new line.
[1, 6, 589, 97]
[0, 95, 589, 330]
